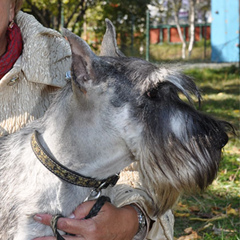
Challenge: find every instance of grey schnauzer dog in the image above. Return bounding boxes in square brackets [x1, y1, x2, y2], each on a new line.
[0, 20, 230, 239]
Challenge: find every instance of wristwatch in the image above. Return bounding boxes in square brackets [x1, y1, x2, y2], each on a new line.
[130, 204, 146, 234]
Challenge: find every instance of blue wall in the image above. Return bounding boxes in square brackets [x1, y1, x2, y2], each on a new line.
[211, 0, 240, 62]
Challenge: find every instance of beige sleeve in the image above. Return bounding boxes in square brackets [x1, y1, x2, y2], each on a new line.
[109, 169, 174, 240]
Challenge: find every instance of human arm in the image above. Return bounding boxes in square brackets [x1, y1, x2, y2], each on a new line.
[109, 167, 175, 240]
[33, 166, 174, 240]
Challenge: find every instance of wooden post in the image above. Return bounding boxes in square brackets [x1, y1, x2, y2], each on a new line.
[146, 9, 150, 61]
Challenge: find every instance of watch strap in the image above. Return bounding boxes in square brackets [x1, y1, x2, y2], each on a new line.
[130, 204, 147, 234]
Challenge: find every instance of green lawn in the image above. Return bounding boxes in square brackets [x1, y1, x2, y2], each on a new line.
[149, 40, 212, 63]
[172, 66, 240, 240]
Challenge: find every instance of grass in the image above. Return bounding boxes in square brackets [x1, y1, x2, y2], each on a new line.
[149, 40, 212, 63]
[172, 66, 240, 239]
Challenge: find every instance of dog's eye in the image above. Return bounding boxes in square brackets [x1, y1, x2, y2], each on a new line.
[146, 89, 158, 99]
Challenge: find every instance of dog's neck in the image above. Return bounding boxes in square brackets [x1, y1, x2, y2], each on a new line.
[38, 90, 133, 181]
[31, 130, 120, 190]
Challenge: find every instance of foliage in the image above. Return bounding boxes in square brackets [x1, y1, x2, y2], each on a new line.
[94, 0, 150, 54]
[22, 0, 97, 33]
[21, 0, 212, 57]
[22, 0, 150, 54]
[151, 0, 173, 24]
[173, 66, 240, 240]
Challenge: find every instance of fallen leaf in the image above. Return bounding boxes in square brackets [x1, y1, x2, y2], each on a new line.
[189, 206, 200, 212]
[184, 227, 193, 234]
[190, 214, 228, 222]
[190, 217, 210, 222]
[211, 206, 221, 215]
[175, 212, 190, 217]
[226, 207, 238, 216]
[175, 202, 189, 211]
[198, 223, 213, 232]
[211, 209, 220, 215]
[211, 206, 220, 211]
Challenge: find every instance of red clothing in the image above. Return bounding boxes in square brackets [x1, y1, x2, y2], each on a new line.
[0, 23, 23, 79]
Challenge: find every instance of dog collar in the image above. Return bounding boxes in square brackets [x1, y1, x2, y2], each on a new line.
[31, 130, 119, 189]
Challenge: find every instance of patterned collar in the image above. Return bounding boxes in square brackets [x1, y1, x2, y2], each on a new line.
[31, 130, 119, 189]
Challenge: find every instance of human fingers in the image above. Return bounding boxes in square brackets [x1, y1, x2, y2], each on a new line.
[33, 235, 84, 240]
[33, 200, 96, 229]
[34, 202, 138, 240]
[73, 200, 97, 219]
[75, 202, 138, 240]
[33, 214, 52, 226]
[33, 200, 97, 227]
[34, 213, 93, 236]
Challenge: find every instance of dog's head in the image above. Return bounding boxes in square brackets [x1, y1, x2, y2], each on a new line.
[63, 20, 232, 215]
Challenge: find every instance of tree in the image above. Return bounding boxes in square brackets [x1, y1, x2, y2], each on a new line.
[170, 0, 187, 59]
[22, 0, 150, 56]
[23, 0, 97, 34]
[151, 0, 211, 59]
[66, 0, 151, 55]
[188, 0, 196, 58]
[151, 0, 172, 24]
[92, 0, 151, 55]
[187, 0, 211, 58]
[151, 0, 187, 59]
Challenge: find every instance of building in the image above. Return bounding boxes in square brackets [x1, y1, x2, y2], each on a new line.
[150, 23, 210, 44]
[211, 0, 240, 62]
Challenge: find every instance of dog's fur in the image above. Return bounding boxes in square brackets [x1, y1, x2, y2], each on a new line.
[0, 20, 230, 239]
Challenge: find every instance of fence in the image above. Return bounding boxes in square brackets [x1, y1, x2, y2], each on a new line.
[150, 23, 211, 44]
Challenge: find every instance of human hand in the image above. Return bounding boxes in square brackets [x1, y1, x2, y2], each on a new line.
[33, 200, 139, 240]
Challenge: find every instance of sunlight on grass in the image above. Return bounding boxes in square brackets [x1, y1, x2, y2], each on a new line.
[173, 66, 240, 240]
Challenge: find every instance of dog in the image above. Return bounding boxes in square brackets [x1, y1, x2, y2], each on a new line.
[0, 20, 231, 239]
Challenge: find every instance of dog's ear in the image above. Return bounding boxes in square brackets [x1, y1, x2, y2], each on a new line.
[100, 19, 125, 57]
[62, 28, 98, 90]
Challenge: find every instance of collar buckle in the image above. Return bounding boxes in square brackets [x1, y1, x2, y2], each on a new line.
[83, 181, 110, 202]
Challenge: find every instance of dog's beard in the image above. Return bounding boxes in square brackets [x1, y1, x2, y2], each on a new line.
[137, 104, 230, 216]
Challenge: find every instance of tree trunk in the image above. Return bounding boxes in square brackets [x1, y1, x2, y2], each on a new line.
[25, 0, 51, 28]
[188, 0, 196, 58]
[175, 16, 186, 59]
[171, 0, 186, 59]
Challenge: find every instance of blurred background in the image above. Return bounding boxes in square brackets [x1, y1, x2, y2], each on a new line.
[21, 1, 239, 239]
[22, 0, 239, 64]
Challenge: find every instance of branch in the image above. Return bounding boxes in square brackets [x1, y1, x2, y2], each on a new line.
[25, 0, 50, 27]
[56, 0, 62, 30]
[65, 0, 84, 27]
